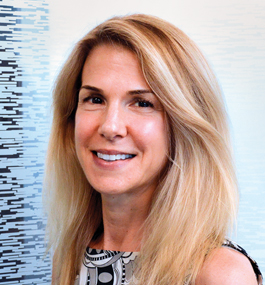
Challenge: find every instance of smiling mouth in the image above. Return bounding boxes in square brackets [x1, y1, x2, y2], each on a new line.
[92, 151, 136, 162]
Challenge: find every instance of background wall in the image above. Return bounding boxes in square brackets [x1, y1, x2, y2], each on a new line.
[0, 0, 51, 284]
[0, 0, 264, 283]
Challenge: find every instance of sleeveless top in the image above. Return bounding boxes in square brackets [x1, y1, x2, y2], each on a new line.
[75, 240, 263, 285]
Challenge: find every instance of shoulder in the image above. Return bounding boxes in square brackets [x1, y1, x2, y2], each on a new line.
[196, 246, 259, 285]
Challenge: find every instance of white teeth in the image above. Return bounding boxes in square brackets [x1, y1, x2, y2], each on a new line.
[96, 152, 133, 161]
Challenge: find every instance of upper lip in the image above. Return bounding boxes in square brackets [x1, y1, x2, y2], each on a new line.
[92, 149, 136, 155]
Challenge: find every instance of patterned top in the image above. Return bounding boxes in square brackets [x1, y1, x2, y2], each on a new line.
[75, 240, 263, 285]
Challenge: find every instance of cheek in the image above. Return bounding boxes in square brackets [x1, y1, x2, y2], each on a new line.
[135, 118, 168, 150]
[74, 113, 93, 148]
[74, 116, 83, 147]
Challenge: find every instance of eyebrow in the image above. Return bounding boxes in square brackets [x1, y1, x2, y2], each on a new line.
[80, 85, 154, 96]
[128, 89, 154, 96]
[80, 85, 103, 93]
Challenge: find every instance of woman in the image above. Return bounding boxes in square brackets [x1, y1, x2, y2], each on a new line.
[44, 14, 263, 285]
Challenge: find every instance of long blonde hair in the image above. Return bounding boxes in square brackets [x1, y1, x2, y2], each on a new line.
[44, 14, 238, 285]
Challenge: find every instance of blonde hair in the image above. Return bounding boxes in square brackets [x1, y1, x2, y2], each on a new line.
[44, 14, 238, 285]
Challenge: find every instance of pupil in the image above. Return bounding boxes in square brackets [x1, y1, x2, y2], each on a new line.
[139, 101, 149, 107]
[93, 97, 102, 104]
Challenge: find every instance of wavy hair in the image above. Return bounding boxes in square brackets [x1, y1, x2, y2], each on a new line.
[44, 14, 238, 285]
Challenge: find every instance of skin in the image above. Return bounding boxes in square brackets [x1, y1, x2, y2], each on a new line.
[75, 44, 168, 251]
[196, 247, 258, 285]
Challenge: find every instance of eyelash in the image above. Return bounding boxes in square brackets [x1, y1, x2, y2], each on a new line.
[82, 95, 103, 104]
[134, 98, 154, 108]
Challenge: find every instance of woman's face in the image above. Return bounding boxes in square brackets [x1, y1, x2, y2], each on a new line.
[75, 44, 168, 199]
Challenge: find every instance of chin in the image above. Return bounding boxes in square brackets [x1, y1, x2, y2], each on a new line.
[89, 180, 130, 196]
[93, 187, 130, 197]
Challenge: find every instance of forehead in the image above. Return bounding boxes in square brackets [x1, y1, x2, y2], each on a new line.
[83, 43, 139, 71]
[81, 44, 150, 90]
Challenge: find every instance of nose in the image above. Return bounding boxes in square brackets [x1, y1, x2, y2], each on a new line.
[98, 104, 127, 141]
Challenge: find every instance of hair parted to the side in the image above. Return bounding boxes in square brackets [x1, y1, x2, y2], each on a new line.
[43, 14, 238, 285]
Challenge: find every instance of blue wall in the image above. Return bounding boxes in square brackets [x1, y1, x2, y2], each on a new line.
[0, 1, 51, 283]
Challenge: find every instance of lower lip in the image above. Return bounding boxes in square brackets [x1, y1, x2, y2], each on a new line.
[92, 152, 134, 170]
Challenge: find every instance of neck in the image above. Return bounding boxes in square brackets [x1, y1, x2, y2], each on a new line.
[90, 190, 153, 252]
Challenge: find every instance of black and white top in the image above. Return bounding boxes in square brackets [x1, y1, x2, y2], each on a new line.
[75, 240, 263, 285]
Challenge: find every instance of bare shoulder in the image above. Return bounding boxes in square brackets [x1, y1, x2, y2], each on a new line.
[196, 246, 258, 285]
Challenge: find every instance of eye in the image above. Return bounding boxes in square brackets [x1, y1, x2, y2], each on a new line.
[90, 97, 103, 104]
[134, 99, 154, 108]
[83, 96, 104, 104]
